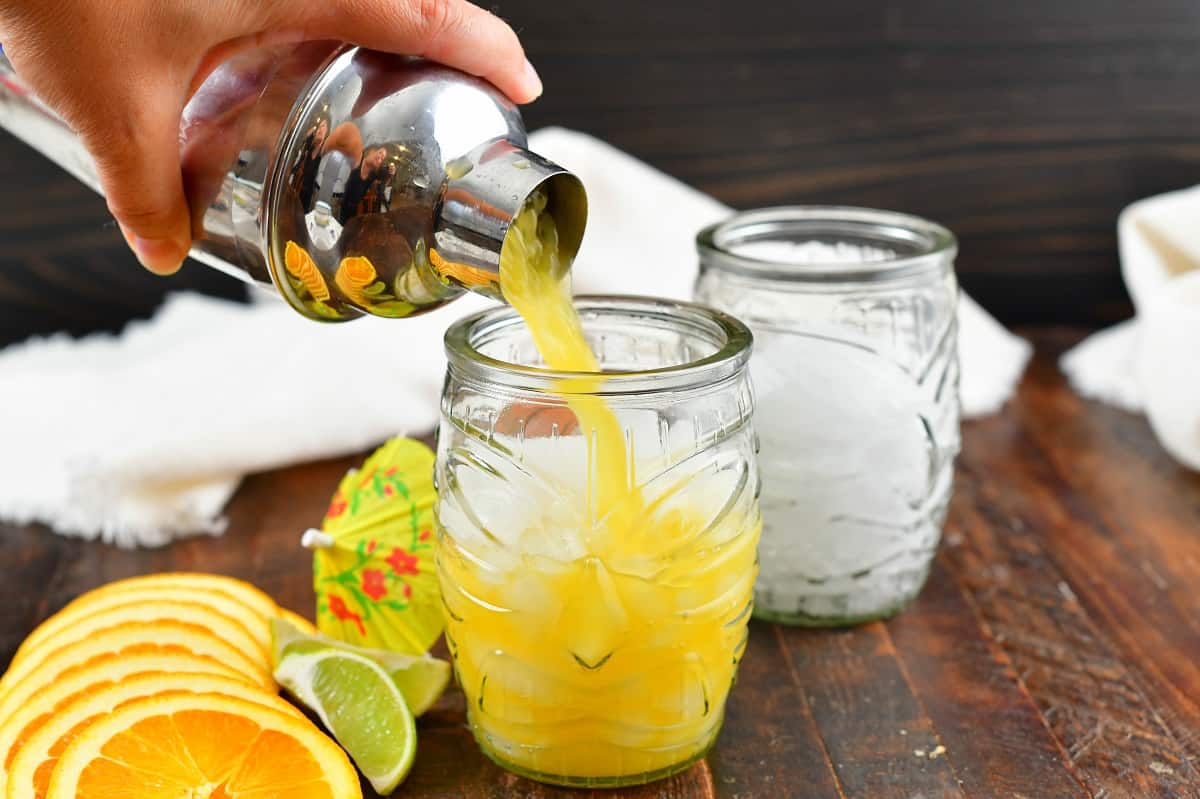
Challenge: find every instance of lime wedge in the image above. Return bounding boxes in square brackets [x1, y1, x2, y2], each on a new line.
[274, 646, 417, 794]
[270, 617, 450, 716]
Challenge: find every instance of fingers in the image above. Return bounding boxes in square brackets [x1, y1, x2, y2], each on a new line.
[301, 0, 541, 103]
[81, 86, 192, 275]
[0, 3, 196, 274]
[5, 0, 540, 280]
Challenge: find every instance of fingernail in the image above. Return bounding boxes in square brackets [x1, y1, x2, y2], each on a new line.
[522, 59, 543, 101]
[129, 233, 184, 275]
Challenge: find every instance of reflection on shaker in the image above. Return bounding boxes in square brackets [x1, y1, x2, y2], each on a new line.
[293, 117, 329, 210]
[338, 144, 389, 223]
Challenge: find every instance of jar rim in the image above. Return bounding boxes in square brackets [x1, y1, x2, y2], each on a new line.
[696, 205, 957, 284]
[444, 295, 753, 396]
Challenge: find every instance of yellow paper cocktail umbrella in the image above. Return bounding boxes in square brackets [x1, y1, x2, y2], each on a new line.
[302, 438, 442, 654]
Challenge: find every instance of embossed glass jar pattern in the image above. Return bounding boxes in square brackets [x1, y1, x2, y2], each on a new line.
[436, 297, 760, 787]
[695, 207, 960, 626]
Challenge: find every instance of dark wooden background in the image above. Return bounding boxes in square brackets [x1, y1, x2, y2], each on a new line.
[3, 0, 1200, 345]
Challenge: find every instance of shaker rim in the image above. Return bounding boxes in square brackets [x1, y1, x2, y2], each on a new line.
[444, 294, 753, 396]
[696, 205, 957, 284]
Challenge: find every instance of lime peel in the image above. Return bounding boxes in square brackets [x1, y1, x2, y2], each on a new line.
[274, 647, 417, 795]
[270, 617, 450, 716]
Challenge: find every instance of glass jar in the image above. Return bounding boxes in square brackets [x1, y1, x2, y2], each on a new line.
[695, 207, 960, 626]
[436, 296, 760, 787]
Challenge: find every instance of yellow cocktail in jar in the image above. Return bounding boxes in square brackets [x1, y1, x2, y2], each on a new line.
[439, 461, 759, 782]
[435, 196, 759, 786]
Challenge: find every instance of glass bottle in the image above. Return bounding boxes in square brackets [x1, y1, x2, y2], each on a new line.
[695, 206, 960, 626]
[435, 296, 759, 787]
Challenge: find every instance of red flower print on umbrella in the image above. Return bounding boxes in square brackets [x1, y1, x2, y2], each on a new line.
[362, 568, 387, 600]
[303, 437, 443, 653]
[386, 547, 420, 577]
[326, 491, 348, 519]
[327, 594, 366, 637]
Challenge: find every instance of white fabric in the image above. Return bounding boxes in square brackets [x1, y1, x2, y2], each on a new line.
[0, 292, 467, 547]
[1061, 184, 1200, 469]
[0, 127, 1030, 546]
[955, 292, 1032, 418]
[1059, 319, 1143, 413]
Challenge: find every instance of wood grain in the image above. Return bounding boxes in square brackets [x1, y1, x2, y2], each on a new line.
[889, 560, 1091, 798]
[945, 332, 1200, 798]
[778, 622, 966, 798]
[3, 0, 1200, 340]
[505, 0, 1200, 326]
[3, 329, 1200, 798]
[947, 460, 1200, 798]
[709, 623, 846, 798]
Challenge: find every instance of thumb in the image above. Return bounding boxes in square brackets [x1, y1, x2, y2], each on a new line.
[297, 0, 542, 103]
[83, 88, 192, 275]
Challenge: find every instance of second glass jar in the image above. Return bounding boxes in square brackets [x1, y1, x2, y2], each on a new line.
[695, 206, 961, 626]
[435, 296, 760, 787]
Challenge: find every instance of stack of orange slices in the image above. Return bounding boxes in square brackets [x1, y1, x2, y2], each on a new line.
[0, 573, 361, 799]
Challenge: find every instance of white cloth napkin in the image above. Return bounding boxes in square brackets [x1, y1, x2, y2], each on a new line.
[0, 127, 1030, 546]
[1061, 185, 1200, 469]
[0, 293, 469, 546]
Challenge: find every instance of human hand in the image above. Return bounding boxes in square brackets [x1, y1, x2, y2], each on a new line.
[0, 0, 541, 275]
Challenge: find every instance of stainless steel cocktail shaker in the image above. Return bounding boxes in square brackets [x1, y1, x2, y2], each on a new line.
[0, 42, 586, 321]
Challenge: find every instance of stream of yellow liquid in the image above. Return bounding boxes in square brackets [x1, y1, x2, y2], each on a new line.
[439, 191, 759, 784]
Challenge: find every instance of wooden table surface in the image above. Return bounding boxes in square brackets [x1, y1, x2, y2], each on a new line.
[3, 329, 1199, 799]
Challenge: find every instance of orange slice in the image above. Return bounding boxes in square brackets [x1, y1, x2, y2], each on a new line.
[14, 585, 272, 662]
[46, 692, 361, 799]
[0, 621, 274, 731]
[2, 601, 267, 698]
[72, 573, 278, 624]
[8, 672, 296, 799]
[0, 650, 246, 795]
[279, 609, 319, 637]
